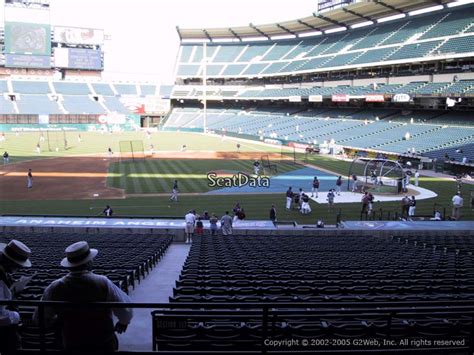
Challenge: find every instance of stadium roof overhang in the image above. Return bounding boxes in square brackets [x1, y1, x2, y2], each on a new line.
[177, 0, 456, 42]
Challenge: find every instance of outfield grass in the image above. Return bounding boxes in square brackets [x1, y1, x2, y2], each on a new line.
[0, 131, 283, 163]
[108, 159, 298, 193]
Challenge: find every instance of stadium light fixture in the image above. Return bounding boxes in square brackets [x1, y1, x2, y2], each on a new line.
[298, 31, 323, 38]
[447, 0, 474, 7]
[351, 21, 374, 29]
[271, 34, 297, 40]
[181, 39, 211, 43]
[409, 5, 444, 16]
[325, 27, 347, 34]
[212, 38, 240, 43]
[377, 13, 406, 23]
[241, 36, 269, 42]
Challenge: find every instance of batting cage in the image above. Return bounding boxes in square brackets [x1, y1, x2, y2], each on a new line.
[45, 130, 68, 152]
[119, 140, 145, 162]
[348, 158, 405, 194]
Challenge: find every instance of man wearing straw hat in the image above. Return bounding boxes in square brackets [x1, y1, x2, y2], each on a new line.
[35, 241, 133, 352]
[0, 240, 33, 354]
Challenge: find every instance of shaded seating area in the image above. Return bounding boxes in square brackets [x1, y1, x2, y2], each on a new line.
[153, 234, 474, 352]
[0, 231, 172, 350]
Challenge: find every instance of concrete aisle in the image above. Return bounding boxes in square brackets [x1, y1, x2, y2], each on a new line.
[119, 243, 191, 351]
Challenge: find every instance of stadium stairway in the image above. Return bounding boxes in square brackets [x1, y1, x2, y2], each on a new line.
[119, 243, 191, 351]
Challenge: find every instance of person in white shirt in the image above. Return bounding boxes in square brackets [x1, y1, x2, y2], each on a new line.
[451, 193, 464, 220]
[462, 156, 468, 164]
[414, 170, 420, 187]
[0, 240, 33, 354]
[184, 210, 196, 243]
[34, 241, 133, 352]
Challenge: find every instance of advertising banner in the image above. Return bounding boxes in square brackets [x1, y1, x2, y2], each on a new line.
[365, 94, 385, 102]
[331, 94, 349, 102]
[54, 26, 104, 45]
[308, 95, 323, 102]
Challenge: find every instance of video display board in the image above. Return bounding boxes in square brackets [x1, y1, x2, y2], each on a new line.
[54, 26, 104, 45]
[4, 22, 51, 55]
[54, 48, 102, 70]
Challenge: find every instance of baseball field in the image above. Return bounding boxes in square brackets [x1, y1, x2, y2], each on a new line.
[0, 130, 472, 223]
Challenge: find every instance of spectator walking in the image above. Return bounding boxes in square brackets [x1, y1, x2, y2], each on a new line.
[221, 211, 233, 236]
[34, 241, 133, 352]
[0, 240, 33, 354]
[209, 214, 218, 235]
[184, 210, 196, 243]
[451, 192, 464, 220]
[285, 187, 293, 210]
[269, 205, 277, 222]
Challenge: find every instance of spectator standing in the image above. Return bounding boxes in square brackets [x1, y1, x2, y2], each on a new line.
[201, 211, 210, 220]
[408, 196, 416, 219]
[401, 196, 410, 219]
[451, 193, 464, 220]
[209, 214, 218, 235]
[335, 176, 342, 196]
[311, 177, 320, 198]
[103, 205, 113, 217]
[195, 218, 204, 236]
[285, 187, 293, 210]
[221, 211, 233, 236]
[269, 205, 277, 222]
[184, 210, 196, 243]
[0, 240, 33, 354]
[327, 189, 335, 212]
[34, 242, 132, 352]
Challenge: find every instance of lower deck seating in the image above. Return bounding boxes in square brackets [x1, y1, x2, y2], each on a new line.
[0, 231, 172, 350]
[153, 234, 474, 352]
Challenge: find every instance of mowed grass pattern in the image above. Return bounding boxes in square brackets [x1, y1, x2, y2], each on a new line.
[108, 159, 299, 194]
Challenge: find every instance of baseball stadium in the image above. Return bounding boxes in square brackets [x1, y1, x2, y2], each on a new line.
[0, 0, 474, 353]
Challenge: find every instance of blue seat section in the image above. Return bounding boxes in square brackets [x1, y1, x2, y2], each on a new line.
[423, 143, 474, 163]
[166, 107, 474, 156]
[53, 82, 91, 95]
[0, 80, 9, 93]
[382, 13, 446, 46]
[191, 45, 218, 63]
[102, 96, 131, 114]
[241, 63, 269, 76]
[0, 96, 15, 114]
[437, 36, 474, 54]
[140, 85, 156, 96]
[221, 64, 247, 76]
[16, 95, 62, 114]
[386, 41, 442, 61]
[179, 45, 194, 62]
[158, 85, 174, 97]
[12, 81, 50, 94]
[444, 80, 474, 95]
[420, 10, 474, 40]
[92, 83, 114, 96]
[212, 45, 246, 62]
[203, 64, 224, 76]
[176, 6, 473, 79]
[238, 44, 272, 62]
[114, 84, 137, 95]
[62, 95, 107, 114]
[177, 64, 200, 76]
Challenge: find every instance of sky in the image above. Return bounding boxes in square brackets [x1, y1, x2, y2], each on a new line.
[43, 0, 317, 83]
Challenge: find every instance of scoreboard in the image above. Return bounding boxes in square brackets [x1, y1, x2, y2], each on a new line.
[54, 48, 103, 70]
